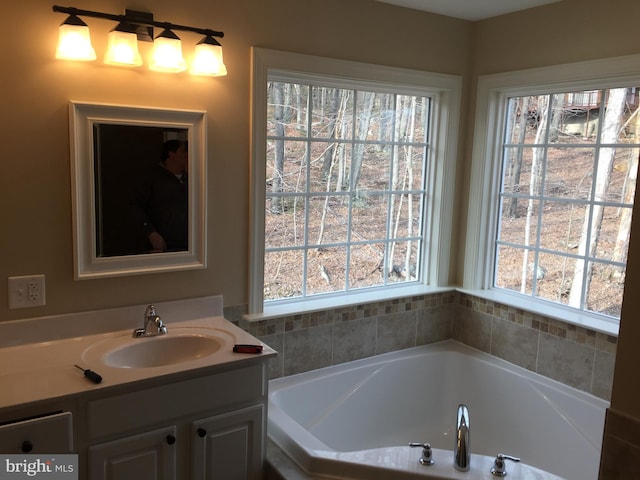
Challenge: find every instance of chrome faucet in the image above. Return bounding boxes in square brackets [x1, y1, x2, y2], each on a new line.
[408, 442, 435, 465]
[491, 453, 520, 477]
[132, 305, 168, 337]
[454, 404, 470, 471]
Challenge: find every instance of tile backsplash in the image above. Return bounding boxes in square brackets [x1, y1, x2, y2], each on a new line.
[599, 408, 640, 479]
[232, 290, 617, 400]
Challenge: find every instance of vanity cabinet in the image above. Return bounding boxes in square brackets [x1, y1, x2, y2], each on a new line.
[191, 404, 264, 479]
[0, 297, 274, 480]
[85, 362, 267, 480]
[0, 411, 73, 454]
[88, 425, 177, 479]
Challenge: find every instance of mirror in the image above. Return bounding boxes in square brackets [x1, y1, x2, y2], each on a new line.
[69, 101, 207, 279]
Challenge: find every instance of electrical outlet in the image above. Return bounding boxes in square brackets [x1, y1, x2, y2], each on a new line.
[8, 275, 46, 309]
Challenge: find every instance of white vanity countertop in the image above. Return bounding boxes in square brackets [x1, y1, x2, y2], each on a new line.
[0, 296, 276, 410]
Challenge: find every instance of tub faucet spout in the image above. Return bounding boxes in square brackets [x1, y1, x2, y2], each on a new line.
[454, 404, 470, 471]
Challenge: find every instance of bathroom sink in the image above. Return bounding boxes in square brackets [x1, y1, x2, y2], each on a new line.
[103, 334, 224, 368]
[82, 327, 236, 369]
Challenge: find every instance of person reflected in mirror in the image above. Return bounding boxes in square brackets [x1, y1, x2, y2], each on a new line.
[133, 139, 188, 253]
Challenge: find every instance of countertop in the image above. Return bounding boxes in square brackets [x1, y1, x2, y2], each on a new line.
[0, 296, 276, 410]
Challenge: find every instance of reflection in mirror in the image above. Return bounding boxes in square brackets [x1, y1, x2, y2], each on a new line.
[70, 102, 207, 279]
[94, 125, 188, 257]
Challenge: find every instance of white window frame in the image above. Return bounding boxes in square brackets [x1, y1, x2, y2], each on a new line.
[464, 54, 640, 336]
[249, 48, 462, 317]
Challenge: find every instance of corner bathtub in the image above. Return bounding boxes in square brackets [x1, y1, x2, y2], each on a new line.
[268, 340, 609, 480]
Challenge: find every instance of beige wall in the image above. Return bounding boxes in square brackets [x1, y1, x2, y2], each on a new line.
[3, 0, 640, 463]
[1, 0, 469, 318]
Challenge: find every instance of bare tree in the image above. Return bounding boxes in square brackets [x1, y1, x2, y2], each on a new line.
[377, 95, 393, 150]
[271, 82, 286, 213]
[568, 88, 628, 307]
[610, 107, 640, 280]
[610, 150, 637, 282]
[322, 88, 340, 178]
[506, 97, 529, 218]
[315, 89, 349, 245]
[403, 97, 418, 279]
[351, 91, 375, 190]
[520, 95, 548, 293]
[388, 96, 415, 277]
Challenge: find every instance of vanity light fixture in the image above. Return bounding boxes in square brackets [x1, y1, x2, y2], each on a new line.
[52, 5, 226, 76]
[104, 22, 142, 67]
[56, 13, 96, 61]
[149, 28, 186, 73]
[191, 35, 227, 77]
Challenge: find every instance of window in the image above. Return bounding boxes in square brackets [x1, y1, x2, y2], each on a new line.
[250, 49, 461, 315]
[265, 83, 430, 300]
[466, 55, 640, 334]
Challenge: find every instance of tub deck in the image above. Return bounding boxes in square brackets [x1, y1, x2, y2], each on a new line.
[268, 340, 609, 480]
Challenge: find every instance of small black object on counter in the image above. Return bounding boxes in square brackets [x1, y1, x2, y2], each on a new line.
[74, 364, 102, 384]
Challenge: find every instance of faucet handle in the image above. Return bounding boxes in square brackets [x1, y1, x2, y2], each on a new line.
[409, 442, 435, 465]
[491, 453, 521, 477]
[145, 304, 157, 317]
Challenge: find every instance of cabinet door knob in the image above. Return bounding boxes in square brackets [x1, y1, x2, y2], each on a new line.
[197, 428, 207, 438]
[21, 441, 33, 453]
[165, 434, 176, 445]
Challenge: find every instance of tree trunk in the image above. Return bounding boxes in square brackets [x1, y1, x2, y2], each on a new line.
[568, 88, 627, 307]
[404, 97, 417, 279]
[521, 95, 548, 293]
[611, 107, 640, 278]
[507, 96, 529, 218]
[388, 96, 413, 275]
[377, 95, 393, 151]
[387, 96, 404, 274]
[610, 150, 637, 282]
[316, 90, 349, 244]
[271, 82, 285, 213]
[548, 95, 564, 143]
[322, 89, 340, 179]
[351, 91, 375, 190]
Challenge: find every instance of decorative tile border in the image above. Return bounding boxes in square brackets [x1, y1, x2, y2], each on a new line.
[231, 290, 616, 399]
[236, 291, 457, 337]
[461, 293, 618, 354]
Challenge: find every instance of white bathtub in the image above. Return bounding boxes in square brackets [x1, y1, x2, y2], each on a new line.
[268, 340, 609, 480]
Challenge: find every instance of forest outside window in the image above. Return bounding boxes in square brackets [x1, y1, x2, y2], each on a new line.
[249, 49, 461, 315]
[265, 82, 429, 303]
[495, 88, 638, 320]
[465, 56, 640, 335]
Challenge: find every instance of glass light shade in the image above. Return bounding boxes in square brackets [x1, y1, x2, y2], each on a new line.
[149, 31, 186, 73]
[104, 30, 142, 66]
[56, 21, 96, 61]
[190, 42, 227, 76]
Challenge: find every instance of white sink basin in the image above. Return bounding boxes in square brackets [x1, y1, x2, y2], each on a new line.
[82, 327, 236, 369]
[104, 334, 223, 368]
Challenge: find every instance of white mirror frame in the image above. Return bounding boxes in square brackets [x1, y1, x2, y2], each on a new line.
[69, 101, 207, 279]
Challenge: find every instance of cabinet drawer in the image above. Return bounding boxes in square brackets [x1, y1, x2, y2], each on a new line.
[87, 364, 264, 439]
[0, 412, 73, 453]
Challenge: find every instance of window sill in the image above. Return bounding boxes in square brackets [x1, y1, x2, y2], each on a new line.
[244, 285, 455, 322]
[458, 288, 619, 337]
[244, 284, 619, 337]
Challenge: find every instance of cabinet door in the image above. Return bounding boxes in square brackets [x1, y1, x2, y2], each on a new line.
[192, 405, 264, 480]
[89, 425, 177, 480]
[0, 412, 73, 454]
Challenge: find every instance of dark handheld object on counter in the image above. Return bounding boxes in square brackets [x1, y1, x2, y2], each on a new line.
[233, 344, 263, 354]
[74, 364, 102, 384]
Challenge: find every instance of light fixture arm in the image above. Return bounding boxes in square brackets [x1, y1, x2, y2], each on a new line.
[52, 5, 224, 39]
